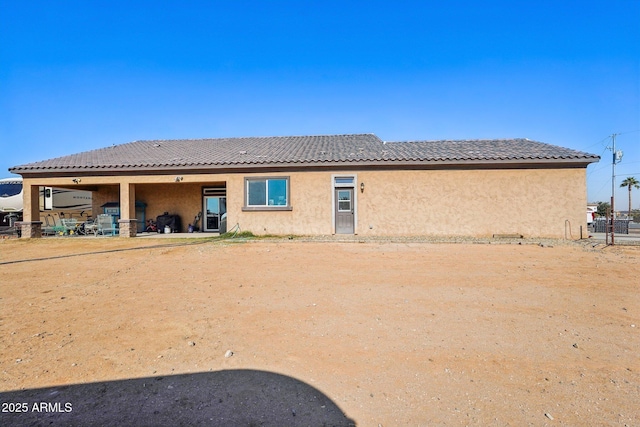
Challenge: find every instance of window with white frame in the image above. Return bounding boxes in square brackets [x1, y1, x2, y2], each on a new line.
[245, 177, 290, 209]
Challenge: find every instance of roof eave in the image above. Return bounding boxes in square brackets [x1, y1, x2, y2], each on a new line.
[11, 156, 600, 178]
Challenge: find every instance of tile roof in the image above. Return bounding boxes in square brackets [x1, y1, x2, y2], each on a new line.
[9, 134, 599, 174]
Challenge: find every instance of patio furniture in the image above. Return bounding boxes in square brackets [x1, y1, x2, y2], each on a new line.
[96, 214, 118, 236]
[79, 219, 98, 236]
[60, 218, 79, 235]
[42, 213, 58, 236]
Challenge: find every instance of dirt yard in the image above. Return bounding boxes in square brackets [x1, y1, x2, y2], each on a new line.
[1, 236, 638, 426]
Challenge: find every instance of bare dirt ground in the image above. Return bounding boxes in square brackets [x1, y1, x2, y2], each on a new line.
[1, 236, 638, 426]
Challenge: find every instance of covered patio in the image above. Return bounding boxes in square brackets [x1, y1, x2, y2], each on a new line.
[17, 176, 228, 238]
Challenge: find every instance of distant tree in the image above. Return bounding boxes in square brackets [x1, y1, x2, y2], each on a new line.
[620, 177, 640, 218]
[596, 201, 610, 217]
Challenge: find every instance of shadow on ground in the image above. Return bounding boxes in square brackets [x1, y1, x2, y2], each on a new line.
[0, 369, 356, 427]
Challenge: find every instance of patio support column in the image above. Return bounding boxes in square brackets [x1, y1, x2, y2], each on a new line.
[118, 183, 137, 237]
[19, 184, 42, 238]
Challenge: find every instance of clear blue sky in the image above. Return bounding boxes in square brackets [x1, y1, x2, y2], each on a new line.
[1, 1, 639, 205]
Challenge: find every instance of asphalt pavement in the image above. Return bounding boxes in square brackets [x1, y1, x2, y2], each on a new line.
[588, 231, 640, 245]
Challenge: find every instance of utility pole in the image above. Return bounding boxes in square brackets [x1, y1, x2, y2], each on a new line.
[609, 133, 624, 246]
[611, 134, 616, 245]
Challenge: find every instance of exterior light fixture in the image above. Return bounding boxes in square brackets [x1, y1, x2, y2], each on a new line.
[72, 178, 81, 184]
[360, 182, 365, 193]
[175, 176, 183, 182]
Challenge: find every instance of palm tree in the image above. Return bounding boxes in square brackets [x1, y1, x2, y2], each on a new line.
[620, 177, 640, 218]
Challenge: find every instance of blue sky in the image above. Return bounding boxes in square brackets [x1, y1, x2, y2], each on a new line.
[1, 1, 639, 205]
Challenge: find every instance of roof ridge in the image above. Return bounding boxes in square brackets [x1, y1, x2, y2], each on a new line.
[385, 138, 533, 143]
[133, 133, 380, 143]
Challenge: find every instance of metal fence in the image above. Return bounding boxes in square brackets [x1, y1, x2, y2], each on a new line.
[593, 218, 630, 234]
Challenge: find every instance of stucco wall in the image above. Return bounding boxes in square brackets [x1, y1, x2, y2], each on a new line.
[232, 168, 586, 238]
[227, 172, 334, 235]
[21, 167, 588, 239]
[93, 185, 119, 216]
[356, 169, 587, 238]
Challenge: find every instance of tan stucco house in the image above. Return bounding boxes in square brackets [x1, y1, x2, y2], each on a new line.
[9, 133, 599, 239]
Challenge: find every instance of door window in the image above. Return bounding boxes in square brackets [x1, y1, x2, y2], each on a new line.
[206, 197, 219, 215]
[204, 196, 226, 231]
[338, 190, 352, 212]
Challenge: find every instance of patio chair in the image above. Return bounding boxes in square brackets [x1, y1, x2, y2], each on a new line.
[42, 213, 67, 236]
[60, 218, 79, 235]
[96, 214, 118, 236]
[80, 218, 98, 236]
[42, 213, 58, 236]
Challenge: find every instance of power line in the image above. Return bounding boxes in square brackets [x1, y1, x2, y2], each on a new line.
[584, 134, 613, 150]
[615, 129, 640, 136]
[592, 178, 611, 198]
[587, 145, 616, 177]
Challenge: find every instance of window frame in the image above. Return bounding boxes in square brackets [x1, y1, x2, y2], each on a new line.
[242, 176, 292, 211]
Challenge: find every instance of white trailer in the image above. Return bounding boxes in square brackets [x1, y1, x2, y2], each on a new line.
[0, 177, 23, 213]
[1, 177, 92, 226]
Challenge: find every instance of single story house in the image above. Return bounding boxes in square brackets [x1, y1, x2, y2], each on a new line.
[9, 133, 599, 239]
